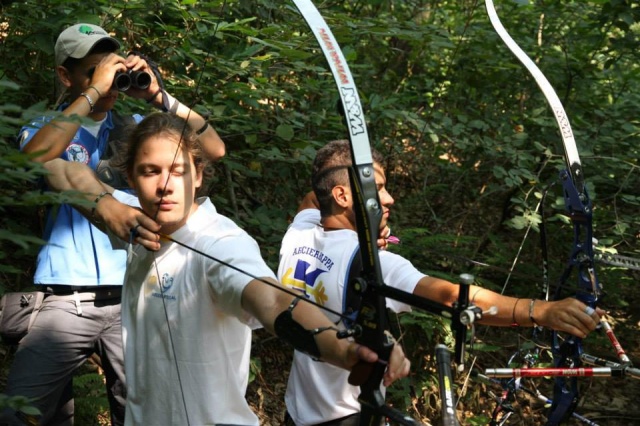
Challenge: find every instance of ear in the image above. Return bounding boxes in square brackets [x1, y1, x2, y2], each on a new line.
[331, 185, 350, 208]
[194, 167, 204, 190]
[56, 66, 72, 90]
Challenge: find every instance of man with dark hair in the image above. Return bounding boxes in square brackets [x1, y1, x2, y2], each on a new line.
[278, 139, 604, 426]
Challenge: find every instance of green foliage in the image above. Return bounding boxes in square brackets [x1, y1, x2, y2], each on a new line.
[249, 356, 261, 384]
[0, 83, 97, 290]
[1, 0, 639, 423]
[0, 394, 41, 419]
[73, 372, 110, 425]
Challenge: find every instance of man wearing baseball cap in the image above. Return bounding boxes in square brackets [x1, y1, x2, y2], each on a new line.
[54, 23, 121, 67]
[2, 22, 226, 425]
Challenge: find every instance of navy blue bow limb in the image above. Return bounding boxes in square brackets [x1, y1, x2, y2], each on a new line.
[484, 1, 602, 424]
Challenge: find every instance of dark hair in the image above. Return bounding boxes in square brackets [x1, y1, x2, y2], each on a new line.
[61, 39, 119, 72]
[115, 112, 207, 177]
[312, 139, 383, 216]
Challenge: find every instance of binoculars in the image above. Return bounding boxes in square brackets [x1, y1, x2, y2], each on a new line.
[113, 70, 151, 91]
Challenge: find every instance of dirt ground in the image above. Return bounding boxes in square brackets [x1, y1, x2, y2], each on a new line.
[247, 302, 640, 426]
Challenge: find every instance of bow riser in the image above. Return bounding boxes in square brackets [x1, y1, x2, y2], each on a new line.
[559, 170, 600, 305]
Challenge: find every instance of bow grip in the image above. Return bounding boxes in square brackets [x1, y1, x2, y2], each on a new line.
[348, 333, 394, 387]
[350, 332, 394, 426]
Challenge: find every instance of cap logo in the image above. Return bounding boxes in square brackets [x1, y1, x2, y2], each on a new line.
[78, 24, 102, 36]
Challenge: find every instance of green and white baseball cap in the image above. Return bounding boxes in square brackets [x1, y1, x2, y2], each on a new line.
[55, 23, 120, 66]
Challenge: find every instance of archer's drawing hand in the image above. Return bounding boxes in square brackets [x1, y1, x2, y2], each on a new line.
[378, 226, 391, 250]
[536, 298, 604, 338]
[378, 225, 400, 251]
[96, 196, 161, 250]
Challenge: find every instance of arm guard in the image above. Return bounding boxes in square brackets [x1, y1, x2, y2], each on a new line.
[274, 297, 338, 360]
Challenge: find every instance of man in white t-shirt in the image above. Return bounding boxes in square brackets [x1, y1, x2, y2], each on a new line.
[278, 139, 604, 426]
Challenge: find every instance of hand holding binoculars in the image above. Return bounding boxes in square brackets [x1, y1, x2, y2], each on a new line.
[113, 70, 152, 91]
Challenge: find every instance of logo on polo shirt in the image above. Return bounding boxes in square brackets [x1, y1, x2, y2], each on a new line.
[150, 272, 176, 301]
[67, 143, 90, 164]
[160, 273, 174, 292]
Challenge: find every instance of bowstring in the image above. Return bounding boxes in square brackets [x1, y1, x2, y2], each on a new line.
[147, 2, 228, 423]
[140, 1, 389, 419]
[453, 0, 561, 415]
[159, 233, 350, 320]
[472, 1, 546, 418]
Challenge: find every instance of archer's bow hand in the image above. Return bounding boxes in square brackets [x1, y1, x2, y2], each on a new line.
[535, 298, 604, 338]
[347, 339, 411, 387]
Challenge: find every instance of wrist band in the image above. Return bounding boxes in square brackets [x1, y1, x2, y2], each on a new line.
[195, 122, 209, 136]
[529, 299, 539, 327]
[79, 92, 95, 112]
[91, 191, 113, 221]
[160, 92, 180, 114]
[87, 85, 102, 98]
[511, 298, 521, 327]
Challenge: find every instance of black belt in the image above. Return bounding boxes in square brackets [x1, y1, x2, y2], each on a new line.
[42, 285, 122, 300]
